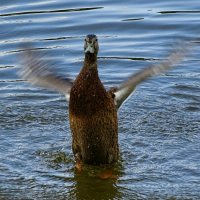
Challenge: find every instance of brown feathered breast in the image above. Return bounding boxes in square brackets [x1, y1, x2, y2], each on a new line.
[69, 63, 119, 165]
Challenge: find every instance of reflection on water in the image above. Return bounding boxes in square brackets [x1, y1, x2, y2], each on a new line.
[71, 167, 122, 200]
[0, 0, 200, 199]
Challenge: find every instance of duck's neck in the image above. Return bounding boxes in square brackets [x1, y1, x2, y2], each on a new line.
[83, 53, 97, 69]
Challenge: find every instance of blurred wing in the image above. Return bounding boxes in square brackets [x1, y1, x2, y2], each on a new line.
[114, 41, 191, 109]
[19, 46, 73, 101]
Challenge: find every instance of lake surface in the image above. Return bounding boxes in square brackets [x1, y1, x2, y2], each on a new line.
[0, 0, 200, 199]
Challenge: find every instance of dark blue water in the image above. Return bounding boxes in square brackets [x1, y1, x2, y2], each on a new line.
[0, 1, 200, 199]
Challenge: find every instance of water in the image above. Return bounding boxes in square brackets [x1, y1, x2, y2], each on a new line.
[0, 0, 200, 199]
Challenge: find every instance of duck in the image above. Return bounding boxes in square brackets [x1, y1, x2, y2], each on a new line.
[20, 34, 189, 166]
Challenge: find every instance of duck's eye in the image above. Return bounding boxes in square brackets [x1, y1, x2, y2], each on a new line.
[95, 39, 98, 42]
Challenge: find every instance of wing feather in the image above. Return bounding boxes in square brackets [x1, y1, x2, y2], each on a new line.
[114, 41, 191, 109]
[19, 46, 73, 100]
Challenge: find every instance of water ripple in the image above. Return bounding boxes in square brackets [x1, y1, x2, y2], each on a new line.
[0, 6, 104, 17]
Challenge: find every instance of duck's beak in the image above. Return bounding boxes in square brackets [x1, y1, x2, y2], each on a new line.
[84, 42, 95, 54]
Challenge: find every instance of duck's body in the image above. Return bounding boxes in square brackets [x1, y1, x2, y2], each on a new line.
[69, 52, 118, 165]
[69, 35, 119, 165]
[20, 34, 189, 166]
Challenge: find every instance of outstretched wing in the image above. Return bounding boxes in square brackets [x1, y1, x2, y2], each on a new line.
[19, 46, 73, 101]
[113, 42, 191, 109]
